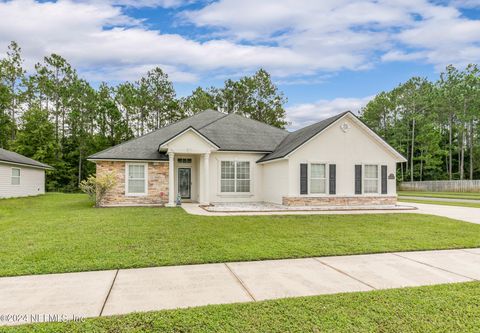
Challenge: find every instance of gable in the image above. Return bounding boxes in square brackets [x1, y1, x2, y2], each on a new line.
[287, 113, 406, 163]
[159, 128, 219, 153]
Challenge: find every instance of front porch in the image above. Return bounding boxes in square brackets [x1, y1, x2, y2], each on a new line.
[165, 152, 211, 206]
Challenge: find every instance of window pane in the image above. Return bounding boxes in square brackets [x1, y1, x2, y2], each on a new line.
[365, 165, 378, 178]
[128, 179, 145, 193]
[11, 177, 20, 185]
[310, 179, 326, 193]
[221, 161, 235, 179]
[236, 161, 250, 180]
[129, 165, 144, 179]
[221, 179, 235, 192]
[364, 180, 378, 193]
[236, 179, 250, 192]
[12, 168, 20, 177]
[311, 164, 325, 178]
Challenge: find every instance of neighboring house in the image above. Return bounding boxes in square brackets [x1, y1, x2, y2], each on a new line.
[88, 110, 406, 207]
[0, 148, 53, 198]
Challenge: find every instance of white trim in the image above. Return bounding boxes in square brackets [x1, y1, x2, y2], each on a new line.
[363, 164, 380, 195]
[0, 160, 51, 170]
[89, 159, 167, 163]
[309, 163, 327, 195]
[125, 162, 148, 196]
[284, 113, 406, 162]
[11, 167, 21, 185]
[217, 158, 253, 195]
[159, 127, 220, 150]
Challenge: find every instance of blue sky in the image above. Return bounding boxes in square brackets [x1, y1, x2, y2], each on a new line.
[0, 0, 479, 128]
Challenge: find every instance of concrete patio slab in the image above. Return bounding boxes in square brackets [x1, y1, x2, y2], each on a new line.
[0, 270, 116, 326]
[227, 258, 372, 301]
[101, 263, 252, 316]
[319, 253, 471, 290]
[395, 249, 480, 280]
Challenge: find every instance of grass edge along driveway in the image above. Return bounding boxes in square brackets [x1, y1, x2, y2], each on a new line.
[5, 281, 480, 333]
[1, 193, 480, 277]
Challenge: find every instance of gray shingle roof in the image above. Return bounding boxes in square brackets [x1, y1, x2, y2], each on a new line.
[199, 113, 288, 152]
[0, 148, 53, 169]
[257, 111, 349, 163]
[89, 109, 289, 160]
[89, 110, 226, 160]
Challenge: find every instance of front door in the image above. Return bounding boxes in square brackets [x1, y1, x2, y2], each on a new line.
[178, 168, 191, 199]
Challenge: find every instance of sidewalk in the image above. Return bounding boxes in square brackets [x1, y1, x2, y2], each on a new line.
[1, 248, 480, 326]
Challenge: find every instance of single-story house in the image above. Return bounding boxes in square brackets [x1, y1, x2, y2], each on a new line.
[0, 148, 53, 198]
[88, 110, 407, 207]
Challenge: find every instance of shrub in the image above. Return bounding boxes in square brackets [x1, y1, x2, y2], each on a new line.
[79, 172, 116, 207]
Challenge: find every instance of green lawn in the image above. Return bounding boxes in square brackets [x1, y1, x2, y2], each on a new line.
[6, 282, 480, 332]
[1, 193, 480, 277]
[398, 190, 480, 200]
[399, 198, 480, 208]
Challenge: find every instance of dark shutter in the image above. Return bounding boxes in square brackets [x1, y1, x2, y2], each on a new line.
[381, 165, 388, 194]
[355, 165, 362, 194]
[300, 163, 308, 194]
[329, 164, 336, 195]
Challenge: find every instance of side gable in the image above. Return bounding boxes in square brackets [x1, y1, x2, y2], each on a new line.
[258, 112, 406, 163]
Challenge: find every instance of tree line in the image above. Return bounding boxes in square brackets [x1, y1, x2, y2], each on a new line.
[0, 42, 287, 191]
[360, 65, 480, 182]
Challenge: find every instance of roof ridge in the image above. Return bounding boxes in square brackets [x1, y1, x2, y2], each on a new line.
[197, 111, 230, 130]
[225, 112, 290, 133]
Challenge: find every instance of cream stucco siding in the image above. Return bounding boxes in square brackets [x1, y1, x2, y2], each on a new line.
[0, 162, 46, 198]
[209, 152, 264, 203]
[286, 116, 398, 197]
[160, 129, 218, 153]
[262, 159, 289, 204]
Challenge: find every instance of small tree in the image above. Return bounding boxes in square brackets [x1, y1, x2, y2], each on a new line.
[79, 172, 116, 207]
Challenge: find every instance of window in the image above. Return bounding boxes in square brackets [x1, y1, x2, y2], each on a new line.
[177, 158, 192, 164]
[11, 168, 20, 185]
[127, 163, 147, 195]
[221, 161, 250, 193]
[310, 164, 326, 194]
[364, 165, 379, 194]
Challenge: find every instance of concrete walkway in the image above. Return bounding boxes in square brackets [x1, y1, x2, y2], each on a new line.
[400, 195, 480, 204]
[2, 248, 480, 326]
[183, 202, 480, 225]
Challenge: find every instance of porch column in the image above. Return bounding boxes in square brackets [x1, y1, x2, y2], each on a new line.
[166, 152, 175, 207]
[201, 153, 210, 205]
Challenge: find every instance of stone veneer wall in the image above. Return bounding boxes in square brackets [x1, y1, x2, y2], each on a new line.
[96, 161, 169, 207]
[282, 196, 397, 206]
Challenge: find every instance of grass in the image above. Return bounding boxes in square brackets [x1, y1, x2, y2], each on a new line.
[399, 198, 480, 208]
[398, 191, 480, 200]
[1, 193, 480, 277]
[6, 282, 480, 332]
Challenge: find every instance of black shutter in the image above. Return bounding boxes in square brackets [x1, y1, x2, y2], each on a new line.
[329, 164, 336, 195]
[355, 165, 362, 194]
[300, 163, 308, 194]
[381, 165, 388, 194]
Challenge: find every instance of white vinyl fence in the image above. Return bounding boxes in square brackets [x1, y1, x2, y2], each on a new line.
[400, 180, 480, 192]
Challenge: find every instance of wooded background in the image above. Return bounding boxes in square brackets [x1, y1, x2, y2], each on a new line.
[1, 41, 479, 192]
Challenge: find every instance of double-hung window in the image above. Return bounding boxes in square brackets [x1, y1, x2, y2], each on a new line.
[364, 164, 379, 193]
[127, 163, 147, 195]
[310, 164, 326, 194]
[221, 161, 250, 193]
[11, 168, 20, 185]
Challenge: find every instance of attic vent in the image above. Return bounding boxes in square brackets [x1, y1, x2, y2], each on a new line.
[340, 122, 350, 132]
[177, 158, 192, 164]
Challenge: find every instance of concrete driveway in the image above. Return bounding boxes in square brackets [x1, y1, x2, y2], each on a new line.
[1, 248, 480, 326]
[404, 202, 480, 224]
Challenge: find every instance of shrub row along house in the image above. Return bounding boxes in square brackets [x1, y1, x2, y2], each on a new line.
[0, 148, 52, 198]
[88, 110, 406, 207]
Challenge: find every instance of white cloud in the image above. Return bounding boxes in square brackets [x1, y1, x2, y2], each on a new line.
[0, 0, 479, 85]
[286, 96, 373, 130]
